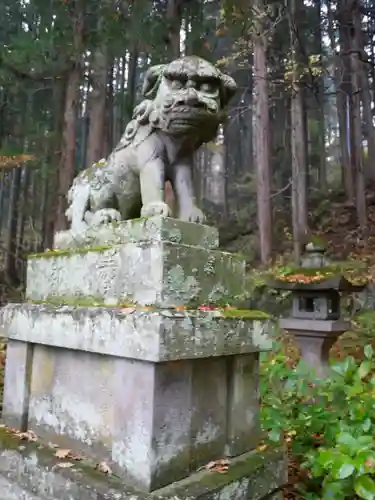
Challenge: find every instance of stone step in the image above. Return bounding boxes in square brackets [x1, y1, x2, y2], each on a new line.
[26, 242, 245, 308]
[52, 217, 219, 251]
[0, 428, 286, 500]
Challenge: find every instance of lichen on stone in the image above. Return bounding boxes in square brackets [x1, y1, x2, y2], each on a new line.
[165, 265, 201, 304]
[203, 254, 216, 276]
[167, 228, 182, 244]
[208, 284, 229, 304]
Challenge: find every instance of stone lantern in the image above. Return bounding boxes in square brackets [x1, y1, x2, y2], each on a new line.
[270, 242, 364, 377]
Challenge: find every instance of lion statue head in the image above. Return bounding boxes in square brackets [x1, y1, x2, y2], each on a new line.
[137, 56, 237, 142]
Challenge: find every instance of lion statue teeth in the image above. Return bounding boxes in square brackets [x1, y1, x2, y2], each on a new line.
[56, 56, 237, 248]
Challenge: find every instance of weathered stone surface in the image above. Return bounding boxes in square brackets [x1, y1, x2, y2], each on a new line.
[1, 212, 286, 497]
[0, 428, 286, 499]
[53, 217, 219, 251]
[225, 354, 261, 457]
[0, 304, 272, 362]
[2, 338, 269, 492]
[280, 318, 350, 378]
[1, 301, 273, 492]
[2, 341, 33, 430]
[26, 241, 244, 307]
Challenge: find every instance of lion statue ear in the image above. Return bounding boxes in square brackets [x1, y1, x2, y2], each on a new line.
[219, 73, 237, 109]
[142, 64, 166, 99]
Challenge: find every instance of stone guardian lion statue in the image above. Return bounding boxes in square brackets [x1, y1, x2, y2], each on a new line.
[61, 56, 237, 240]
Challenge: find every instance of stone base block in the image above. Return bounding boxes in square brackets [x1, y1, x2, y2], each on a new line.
[53, 216, 219, 251]
[27, 235, 245, 308]
[1, 304, 272, 362]
[0, 427, 287, 500]
[1, 304, 272, 492]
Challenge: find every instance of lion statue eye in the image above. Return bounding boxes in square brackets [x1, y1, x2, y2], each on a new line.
[199, 82, 216, 94]
[171, 79, 184, 90]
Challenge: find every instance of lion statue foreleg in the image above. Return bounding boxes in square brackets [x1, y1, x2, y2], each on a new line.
[170, 157, 205, 223]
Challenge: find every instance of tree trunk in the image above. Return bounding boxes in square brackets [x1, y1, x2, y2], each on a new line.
[85, 46, 108, 168]
[166, 0, 182, 58]
[253, 0, 272, 264]
[55, 3, 84, 231]
[354, 8, 375, 180]
[313, 0, 326, 190]
[349, 0, 367, 228]
[127, 45, 138, 119]
[290, 0, 308, 262]
[4, 167, 22, 286]
[336, 0, 356, 200]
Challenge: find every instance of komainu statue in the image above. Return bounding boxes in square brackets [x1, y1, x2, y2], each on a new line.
[62, 56, 237, 239]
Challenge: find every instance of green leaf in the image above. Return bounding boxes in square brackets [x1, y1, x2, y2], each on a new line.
[268, 429, 281, 442]
[364, 345, 373, 360]
[322, 478, 347, 498]
[362, 419, 372, 433]
[357, 436, 374, 447]
[337, 432, 358, 454]
[317, 449, 336, 468]
[358, 360, 372, 380]
[332, 358, 350, 377]
[334, 462, 355, 479]
[354, 475, 375, 499]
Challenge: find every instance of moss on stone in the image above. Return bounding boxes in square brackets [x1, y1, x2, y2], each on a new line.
[26, 298, 269, 322]
[279, 266, 338, 279]
[29, 296, 107, 307]
[221, 308, 270, 320]
[28, 245, 113, 260]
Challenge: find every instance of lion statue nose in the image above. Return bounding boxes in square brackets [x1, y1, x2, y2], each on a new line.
[173, 90, 206, 109]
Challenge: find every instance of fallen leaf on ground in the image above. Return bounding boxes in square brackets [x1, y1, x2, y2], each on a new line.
[198, 459, 229, 473]
[120, 307, 135, 314]
[55, 448, 83, 460]
[55, 449, 71, 459]
[96, 461, 112, 474]
[17, 430, 37, 441]
[56, 462, 74, 468]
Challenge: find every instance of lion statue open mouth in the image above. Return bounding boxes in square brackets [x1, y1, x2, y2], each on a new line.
[55, 56, 237, 248]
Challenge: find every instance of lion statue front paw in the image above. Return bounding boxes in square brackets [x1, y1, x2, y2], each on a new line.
[180, 206, 206, 224]
[85, 208, 122, 227]
[141, 202, 171, 218]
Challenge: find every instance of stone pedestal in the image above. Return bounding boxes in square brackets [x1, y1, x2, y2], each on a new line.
[0, 217, 286, 498]
[280, 318, 350, 377]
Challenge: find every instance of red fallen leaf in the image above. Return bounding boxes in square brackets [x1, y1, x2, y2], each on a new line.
[120, 307, 136, 314]
[198, 459, 229, 473]
[199, 305, 217, 311]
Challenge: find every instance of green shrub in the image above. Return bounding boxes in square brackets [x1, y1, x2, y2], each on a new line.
[261, 344, 375, 499]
